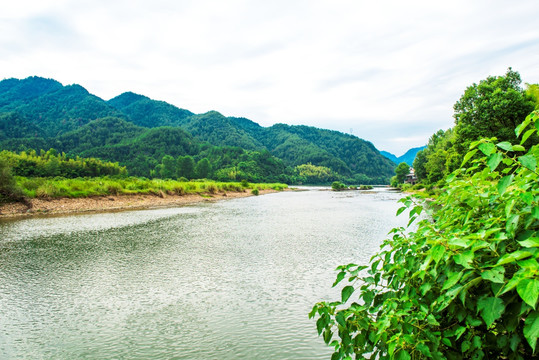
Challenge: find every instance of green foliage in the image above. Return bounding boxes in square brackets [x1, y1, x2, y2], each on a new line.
[108, 92, 193, 128]
[0, 149, 127, 178]
[394, 162, 411, 184]
[416, 69, 537, 185]
[296, 163, 337, 184]
[310, 111, 539, 359]
[0, 157, 23, 202]
[526, 83, 539, 110]
[195, 158, 212, 179]
[332, 181, 347, 191]
[14, 176, 287, 199]
[454, 68, 536, 147]
[177, 155, 195, 179]
[251, 188, 259, 196]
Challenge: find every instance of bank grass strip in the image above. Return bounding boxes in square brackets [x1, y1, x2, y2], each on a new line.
[15, 176, 287, 199]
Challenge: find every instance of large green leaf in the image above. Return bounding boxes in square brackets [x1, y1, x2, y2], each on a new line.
[478, 142, 496, 156]
[461, 149, 478, 166]
[477, 296, 505, 327]
[497, 175, 513, 196]
[519, 155, 537, 171]
[487, 152, 503, 171]
[524, 311, 539, 353]
[496, 141, 512, 151]
[341, 286, 354, 303]
[517, 278, 539, 309]
[497, 250, 533, 265]
[481, 267, 505, 283]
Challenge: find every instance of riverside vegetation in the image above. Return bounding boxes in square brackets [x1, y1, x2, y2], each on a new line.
[0, 149, 286, 204]
[311, 70, 539, 358]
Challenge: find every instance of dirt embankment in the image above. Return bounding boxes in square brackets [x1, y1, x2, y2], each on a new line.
[0, 190, 275, 219]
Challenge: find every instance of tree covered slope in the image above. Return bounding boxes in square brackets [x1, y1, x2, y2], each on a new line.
[0, 76, 395, 183]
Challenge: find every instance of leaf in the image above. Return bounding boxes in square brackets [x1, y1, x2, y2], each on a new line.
[333, 271, 346, 287]
[487, 152, 503, 171]
[519, 155, 537, 171]
[533, 207, 539, 220]
[524, 311, 539, 353]
[496, 141, 513, 151]
[427, 313, 440, 326]
[323, 328, 333, 344]
[481, 267, 505, 283]
[396, 206, 407, 216]
[416, 343, 432, 357]
[341, 285, 354, 303]
[521, 129, 536, 145]
[517, 278, 539, 309]
[461, 149, 478, 167]
[512, 144, 526, 152]
[442, 271, 463, 290]
[506, 214, 520, 238]
[478, 142, 496, 156]
[497, 250, 533, 265]
[316, 313, 330, 335]
[497, 175, 513, 196]
[476, 296, 505, 327]
[520, 192, 533, 205]
[431, 244, 445, 264]
[395, 349, 411, 360]
[454, 251, 474, 269]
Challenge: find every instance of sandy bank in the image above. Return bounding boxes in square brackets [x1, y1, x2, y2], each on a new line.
[0, 189, 276, 219]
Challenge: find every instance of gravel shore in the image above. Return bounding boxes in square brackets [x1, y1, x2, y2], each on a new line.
[0, 189, 274, 219]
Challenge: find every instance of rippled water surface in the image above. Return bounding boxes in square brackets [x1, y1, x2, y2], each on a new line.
[0, 188, 406, 359]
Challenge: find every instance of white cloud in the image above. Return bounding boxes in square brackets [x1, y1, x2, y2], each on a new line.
[1, 0, 539, 154]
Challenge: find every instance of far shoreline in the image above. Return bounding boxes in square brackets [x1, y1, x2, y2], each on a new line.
[0, 189, 279, 220]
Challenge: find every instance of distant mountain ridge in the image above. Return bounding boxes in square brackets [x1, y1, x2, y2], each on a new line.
[0, 76, 395, 183]
[381, 146, 426, 166]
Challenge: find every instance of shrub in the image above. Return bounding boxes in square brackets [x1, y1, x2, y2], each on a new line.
[251, 188, 259, 196]
[332, 181, 346, 191]
[207, 183, 218, 194]
[310, 111, 539, 359]
[0, 158, 24, 202]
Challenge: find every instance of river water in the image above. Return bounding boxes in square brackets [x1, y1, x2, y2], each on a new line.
[0, 187, 407, 359]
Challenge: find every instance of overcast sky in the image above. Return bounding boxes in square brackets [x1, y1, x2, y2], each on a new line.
[2, 0, 539, 155]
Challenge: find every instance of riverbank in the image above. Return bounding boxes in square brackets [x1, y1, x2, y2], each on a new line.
[0, 189, 277, 219]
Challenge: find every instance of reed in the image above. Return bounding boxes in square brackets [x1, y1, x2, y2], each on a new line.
[14, 176, 287, 199]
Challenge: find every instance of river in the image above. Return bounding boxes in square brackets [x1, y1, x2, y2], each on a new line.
[0, 187, 407, 359]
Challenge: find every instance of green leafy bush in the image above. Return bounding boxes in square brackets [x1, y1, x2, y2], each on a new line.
[332, 181, 346, 191]
[311, 111, 539, 359]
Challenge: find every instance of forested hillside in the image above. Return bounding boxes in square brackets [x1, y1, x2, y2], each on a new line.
[0, 76, 395, 184]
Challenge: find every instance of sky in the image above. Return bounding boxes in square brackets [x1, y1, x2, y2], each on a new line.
[1, 0, 539, 155]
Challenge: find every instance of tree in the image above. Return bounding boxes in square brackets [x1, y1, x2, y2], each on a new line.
[159, 155, 176, 179]
[454, 68, 535, 148]
[394, 162, 410, 184]
[310, 111, 539, 359]
[413, 149, 428, 182]
[177, 155, 195, 179]
[195, 157, 211, 179]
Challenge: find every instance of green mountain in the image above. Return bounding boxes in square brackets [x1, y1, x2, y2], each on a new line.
[381, 146, 426, 166]
[108, 92, 193, 128]
[0, 77, 122, 137]
[0, 76, 395, 183]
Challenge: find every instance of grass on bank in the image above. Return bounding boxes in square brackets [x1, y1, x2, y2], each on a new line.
[14, 176, 288, 200]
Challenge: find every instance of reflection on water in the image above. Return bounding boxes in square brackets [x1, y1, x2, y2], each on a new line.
[0, 188, 406, 359]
